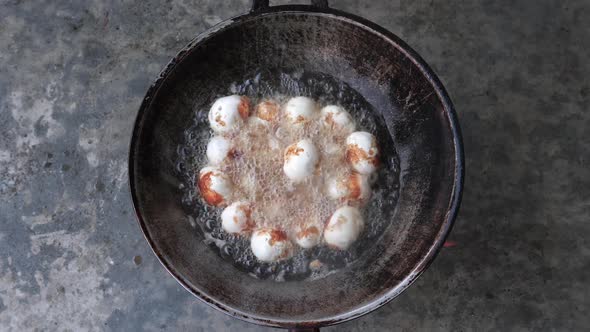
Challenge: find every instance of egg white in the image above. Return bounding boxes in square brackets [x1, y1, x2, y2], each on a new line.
[294, 225, 321, 249]
[251, 229, 293, 262]
[221, 202, 252, 234]
[345, 131, 379, 175]
[324, 206, 364, 250]
[285, 96, 317, 127]
[320, 105, 355, 133]
[198, 166, 233, 206]
[326, 173, 371, 203]
[206, 136, 232, 166]
[283, 139, 320, 182]
[208, 95, 249, 133]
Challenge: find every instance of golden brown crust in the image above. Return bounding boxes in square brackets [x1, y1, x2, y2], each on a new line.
[214, 114, 226, 127]
[295, 115, 306, 124]
[268, 229, 288, 246]
[324, 111, 335, 128]
[255, 100, 279, 121]
[238, 204, 255, 231]
[346, 144, 380, 167]
[284, 144, 304, 161]
[347, 173, 362, 201]
[345, 144, 367, 164]
[238, 96, 250, 119]
[295, 226, 319, 240]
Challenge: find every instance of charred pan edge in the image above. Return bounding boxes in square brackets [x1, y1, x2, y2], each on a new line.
[128, 4, 464, 329]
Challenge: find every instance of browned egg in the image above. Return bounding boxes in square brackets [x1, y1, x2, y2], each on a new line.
[208, 95, 251, 133]
[200, 95, 381, 262]
[345, 131, 380, 175]
[255, 100, 280, 122]
[326, 172, 371, 205]
[198, 166, 233, 207]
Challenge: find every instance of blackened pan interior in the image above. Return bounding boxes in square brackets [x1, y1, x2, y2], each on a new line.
[130, 8, 463, 328]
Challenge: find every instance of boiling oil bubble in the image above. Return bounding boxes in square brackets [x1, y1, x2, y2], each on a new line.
[176, 70, 400, 281]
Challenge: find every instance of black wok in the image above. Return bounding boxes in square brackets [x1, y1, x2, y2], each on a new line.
[129, 0, 464, 330]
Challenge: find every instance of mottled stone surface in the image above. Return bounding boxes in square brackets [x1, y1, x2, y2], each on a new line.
[0, 0, 588, 331]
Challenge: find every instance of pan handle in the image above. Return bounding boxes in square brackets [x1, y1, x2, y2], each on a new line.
[288, 328, 320, 332]
[251, 0, 329, 11]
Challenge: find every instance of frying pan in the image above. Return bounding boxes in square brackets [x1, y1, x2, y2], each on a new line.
[129, 0, 464, 330]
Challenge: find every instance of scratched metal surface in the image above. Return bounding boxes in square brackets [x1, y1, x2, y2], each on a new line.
[0, 0, 588, 331]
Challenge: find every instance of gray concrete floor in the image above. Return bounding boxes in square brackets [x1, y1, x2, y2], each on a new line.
[1, 0, 589, 331]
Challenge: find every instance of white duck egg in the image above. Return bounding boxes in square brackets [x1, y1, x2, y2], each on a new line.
[320, 105, 356, 133]
[345, 131, 379, 175]
[285, 96, 317, 126]
[283, 139, 320, 182]
[197, 166, 233, 206]
[250, 229, 293, 262]
[221, 202, 254, 234]
[208, 95, 250, 133]
[206, 136, 232, 166]
[326, 172, 371, 203]
[324, 206, 364, 250]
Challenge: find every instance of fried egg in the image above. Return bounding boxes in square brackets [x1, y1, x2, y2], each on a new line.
[324, 206, 364, 250]
[221, 202, 254, 234]
[251, 229, 293, 262]
[283, 139, 320, 182]
[294, 224, 321, 249]
[197, 166, 233, 206]
[345, 131, 379, 175]
[326, 172, 371, 204]
[255, 100, 280, 122]
[320, 105, 355, 133]
[285, 96, 316, 126]
[208, 95, 250, 133]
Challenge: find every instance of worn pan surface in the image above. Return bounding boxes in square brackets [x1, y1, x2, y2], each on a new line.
[129, 0, 464, 329]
